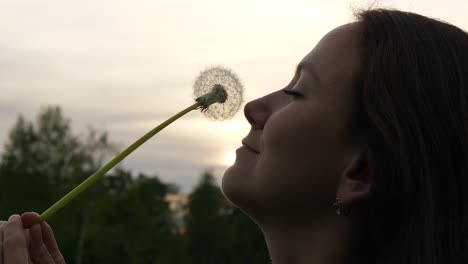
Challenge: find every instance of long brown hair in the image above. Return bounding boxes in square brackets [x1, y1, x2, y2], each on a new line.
[352, 9, 468, 264]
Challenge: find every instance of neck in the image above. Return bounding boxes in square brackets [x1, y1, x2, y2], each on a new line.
[260, 213, 359, 264]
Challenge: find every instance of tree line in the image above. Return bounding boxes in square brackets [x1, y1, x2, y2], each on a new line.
[0, 106, 269, 264]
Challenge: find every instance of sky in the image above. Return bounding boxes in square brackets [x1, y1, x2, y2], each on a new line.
[0, 0, 467, 193]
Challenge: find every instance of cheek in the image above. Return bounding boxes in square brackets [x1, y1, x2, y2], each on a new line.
[262, 105, 326, 165]
[255, 105, 343, 193]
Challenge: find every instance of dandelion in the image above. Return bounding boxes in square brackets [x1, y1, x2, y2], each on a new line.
[34, 66, 244, 224]
[194, 65, 243, 120]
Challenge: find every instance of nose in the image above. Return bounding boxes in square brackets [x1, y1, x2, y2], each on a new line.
[244, 97, 270, 129]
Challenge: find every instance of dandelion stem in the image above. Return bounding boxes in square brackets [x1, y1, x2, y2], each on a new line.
[34, 101, 202, 224]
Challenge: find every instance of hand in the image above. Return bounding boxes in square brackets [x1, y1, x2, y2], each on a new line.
[0, 212, 66, 264]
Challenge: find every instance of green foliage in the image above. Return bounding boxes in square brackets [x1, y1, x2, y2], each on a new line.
[0, 106, 269, 263]
[186, 172, 228, 263]
[185, 171, 270, 264]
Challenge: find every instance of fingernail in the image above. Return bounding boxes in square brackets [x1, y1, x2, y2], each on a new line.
[8, 214, 19, 221]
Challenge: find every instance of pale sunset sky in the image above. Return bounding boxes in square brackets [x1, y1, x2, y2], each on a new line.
[0, 0, 467, 192]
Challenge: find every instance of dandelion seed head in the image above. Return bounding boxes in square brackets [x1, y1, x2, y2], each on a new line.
[193, 65, 244, 121]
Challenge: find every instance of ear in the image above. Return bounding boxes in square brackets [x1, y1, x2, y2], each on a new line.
[336, 150, 371, 207]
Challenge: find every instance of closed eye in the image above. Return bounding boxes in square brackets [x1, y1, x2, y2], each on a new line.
[283, 89, 303, 98]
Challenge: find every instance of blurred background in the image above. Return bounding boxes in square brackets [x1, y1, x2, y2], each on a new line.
[0, 0, 466, 263]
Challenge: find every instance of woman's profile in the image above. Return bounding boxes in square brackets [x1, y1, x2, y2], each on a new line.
[1, 8, 468, 264]
[223, 8, 468, 264]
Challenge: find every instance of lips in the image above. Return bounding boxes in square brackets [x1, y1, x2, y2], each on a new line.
[241, 140, 259, 154]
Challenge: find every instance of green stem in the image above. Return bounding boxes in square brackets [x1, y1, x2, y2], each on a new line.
[35, 102, 201, 224]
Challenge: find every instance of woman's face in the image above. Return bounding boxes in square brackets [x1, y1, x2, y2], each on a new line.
[222, 23, 363, 222]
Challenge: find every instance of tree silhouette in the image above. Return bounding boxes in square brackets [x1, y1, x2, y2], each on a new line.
[0, 106, 270, 263]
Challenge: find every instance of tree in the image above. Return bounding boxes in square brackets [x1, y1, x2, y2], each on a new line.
[82, 172, 187, 264]
[0, 106, 182, 263]
[185, 171, 270, 264]
[0, 106, 94, 215]
[184, 171, 231, 263]
[0, 106, 270, 263]
[223, 208, 270, 264]
[0, 106, 118, 261]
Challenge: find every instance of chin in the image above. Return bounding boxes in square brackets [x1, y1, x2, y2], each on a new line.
[220, 163, 250, 202]
[221, 164, 263, 219]
[223, 170, 272, 227]
[221, 165, 241, 201]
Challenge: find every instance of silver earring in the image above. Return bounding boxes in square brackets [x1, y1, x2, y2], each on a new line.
[333, 198, 350, 216]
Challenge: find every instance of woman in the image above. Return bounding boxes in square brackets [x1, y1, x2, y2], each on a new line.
[223, 8, 468, 264]
[2, 8, 468, 264]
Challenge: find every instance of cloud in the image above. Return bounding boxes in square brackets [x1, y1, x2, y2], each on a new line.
[1, 0, 467, 193]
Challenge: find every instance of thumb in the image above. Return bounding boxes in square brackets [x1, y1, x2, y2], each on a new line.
[21, 212, 40, 229]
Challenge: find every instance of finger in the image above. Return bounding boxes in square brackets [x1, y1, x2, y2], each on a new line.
[24, 228, 31, 249]
[29, 223, 54, 264]
[24, 229, 33, 264]
[21, 212, 40, 229]
[4, 215, 29, 263]
[41, 222, 65, 264]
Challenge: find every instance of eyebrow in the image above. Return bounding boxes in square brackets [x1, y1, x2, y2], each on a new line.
[295, 61, 321, 85]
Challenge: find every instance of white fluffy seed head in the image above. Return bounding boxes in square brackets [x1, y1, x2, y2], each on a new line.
[193, 66, 244, 121]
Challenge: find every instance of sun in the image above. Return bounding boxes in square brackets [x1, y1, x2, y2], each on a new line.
[223, 151, 236, 166]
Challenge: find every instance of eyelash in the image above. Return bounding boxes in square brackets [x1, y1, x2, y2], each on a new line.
[283, 89, 303, 98]
[282, 69, 304, 98]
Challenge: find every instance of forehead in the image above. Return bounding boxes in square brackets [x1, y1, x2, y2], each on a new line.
[302, 22, 362, 88]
